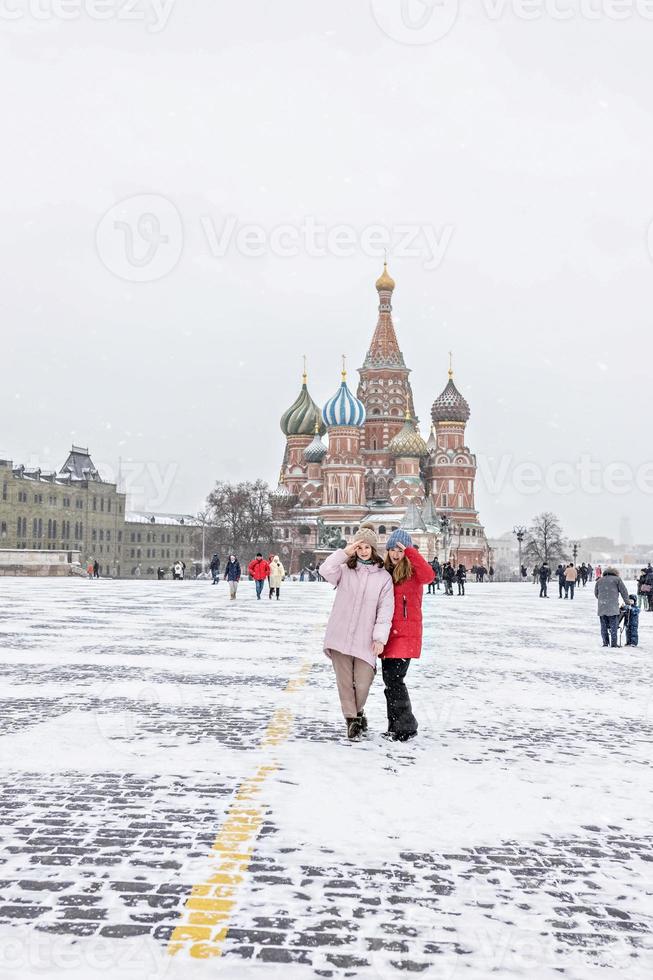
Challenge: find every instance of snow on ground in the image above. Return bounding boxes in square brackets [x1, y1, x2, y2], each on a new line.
[0, 577, 651, 979]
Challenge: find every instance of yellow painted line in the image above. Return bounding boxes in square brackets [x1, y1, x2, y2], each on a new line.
[167, 656, 314, 960]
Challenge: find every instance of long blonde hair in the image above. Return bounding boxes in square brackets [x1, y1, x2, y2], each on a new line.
[384, 553, 413, 585]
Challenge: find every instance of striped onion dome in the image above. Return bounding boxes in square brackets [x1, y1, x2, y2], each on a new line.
[280, 379, 326, 437]
[303, 428, 327, 464]
[322, 376, 366, 428]
[389, 417, 428, 458]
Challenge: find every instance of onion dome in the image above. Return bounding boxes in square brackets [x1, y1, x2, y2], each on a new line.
[303, 422, 327, 464]
[375, 262, 395, 292]
[322, 364, 366, 428]
[431, 378, 470, 424]
[269, 474, 295, 508]
[280, 374, 325, 437]
[389, 415, 428, 458]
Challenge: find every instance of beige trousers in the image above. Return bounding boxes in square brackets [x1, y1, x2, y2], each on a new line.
[329, 651, 375, 719]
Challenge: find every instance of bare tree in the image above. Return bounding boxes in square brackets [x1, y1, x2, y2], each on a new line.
[524, 512, 569, 566]
[204, 480, 273, 557]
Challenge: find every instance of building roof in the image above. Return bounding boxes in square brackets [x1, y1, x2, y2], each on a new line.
[400, 501, 427, 532]
[59, 446, 104, 483]
[125, 511, 201, 527]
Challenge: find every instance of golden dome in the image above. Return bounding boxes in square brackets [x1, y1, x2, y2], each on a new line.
[375, 262, 395, 292]
[389, 417, 428, 458]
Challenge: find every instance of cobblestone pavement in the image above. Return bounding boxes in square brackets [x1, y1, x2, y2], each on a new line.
[0, 578, 651, 979]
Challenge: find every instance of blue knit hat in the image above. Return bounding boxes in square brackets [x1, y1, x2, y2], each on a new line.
[386, 528, 413, 550]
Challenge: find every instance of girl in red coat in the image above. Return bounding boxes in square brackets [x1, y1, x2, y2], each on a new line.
[382, 529, 435, 741]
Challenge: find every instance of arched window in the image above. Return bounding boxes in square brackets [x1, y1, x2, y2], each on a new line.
[378, 525, 387, 535]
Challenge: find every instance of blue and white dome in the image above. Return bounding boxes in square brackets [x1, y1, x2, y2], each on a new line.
[322, 375, 366, 428]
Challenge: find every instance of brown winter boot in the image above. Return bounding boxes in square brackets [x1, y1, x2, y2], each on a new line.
[346, 717, 362, 740]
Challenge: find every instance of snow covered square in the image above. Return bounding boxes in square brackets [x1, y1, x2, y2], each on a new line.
[0, 577, 652, 980]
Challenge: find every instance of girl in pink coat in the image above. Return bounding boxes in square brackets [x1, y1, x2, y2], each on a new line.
[321, 525, 394, 740]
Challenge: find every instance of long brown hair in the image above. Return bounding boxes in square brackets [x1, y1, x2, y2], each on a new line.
[384, 553, 414, 585]
[346, 547, 384, 570]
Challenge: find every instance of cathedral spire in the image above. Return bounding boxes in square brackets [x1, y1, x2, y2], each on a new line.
[363, 262, 405, 369]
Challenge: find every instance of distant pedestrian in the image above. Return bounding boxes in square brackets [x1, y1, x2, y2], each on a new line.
[564, 563, 578, 599]
[489, 565, 495, 582]
[443, 562, 455, 595]
[427, 558, 438, 595]
[87, 561, 94, 578]
[595, 567, 629, 647]
[639, 566, 653, 611]
[539, 562, 550, 597]
[209, 553, 221, 584]
[595, 565, 602, 580]
[248, 553, 270, 600]
[93, 559, 99, 579]
[268, 555, 285, 599]
[532, 565, 539, 585]
[580, 563, 588, 587]
[555, 563, 565, 598]
[320, 525, 394, 741]
[456, 563, 466, 596]
[381, 529, 434, 742]
[224, 554, 241, 599]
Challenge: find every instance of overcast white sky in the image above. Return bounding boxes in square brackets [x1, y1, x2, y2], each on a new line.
[3, 0, 653, 541]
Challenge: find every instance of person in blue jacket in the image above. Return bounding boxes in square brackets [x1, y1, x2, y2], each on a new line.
[224, 554, 241, 600]
[622, 595, 640, 647]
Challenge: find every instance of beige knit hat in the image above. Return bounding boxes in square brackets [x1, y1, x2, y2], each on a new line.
[352, 524, 378, 549]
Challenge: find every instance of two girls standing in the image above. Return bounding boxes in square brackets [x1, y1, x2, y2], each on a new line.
[321, 525, 434, 741]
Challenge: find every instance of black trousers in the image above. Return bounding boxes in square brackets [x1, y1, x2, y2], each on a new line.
[382, 659, 418, 736]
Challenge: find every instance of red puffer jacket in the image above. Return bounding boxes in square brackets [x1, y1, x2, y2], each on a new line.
[248, 558, 270, 581]
[382, 547, 434, 660]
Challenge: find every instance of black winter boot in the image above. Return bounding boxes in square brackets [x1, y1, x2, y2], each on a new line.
[357, 709, 368, 733]
[346, 717, 362, 740]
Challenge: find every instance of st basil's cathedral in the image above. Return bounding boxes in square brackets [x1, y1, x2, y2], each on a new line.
[271, 265, 487, 572]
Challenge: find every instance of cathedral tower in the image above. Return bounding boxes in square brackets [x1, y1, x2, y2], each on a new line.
[357, 263, 415, 502]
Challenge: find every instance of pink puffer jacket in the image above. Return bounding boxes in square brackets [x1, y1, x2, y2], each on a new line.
[321, 549, 395, 668]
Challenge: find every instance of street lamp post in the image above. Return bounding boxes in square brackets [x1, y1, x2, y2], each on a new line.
[439, 515, 450, 562]
[572, 541, 579, 564]
[513, 525, 527, 581]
